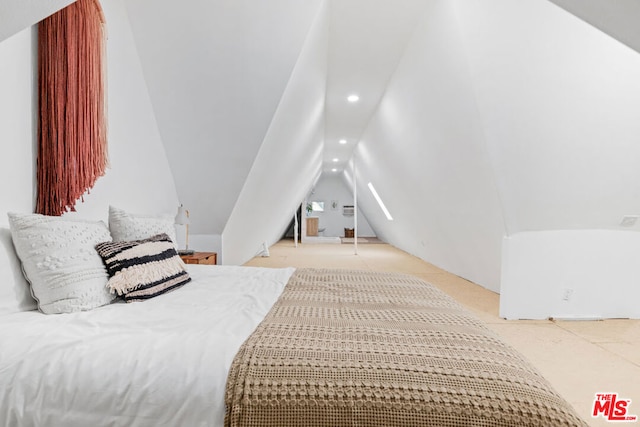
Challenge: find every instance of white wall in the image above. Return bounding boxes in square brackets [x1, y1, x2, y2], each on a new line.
[221, 2, 328, 265]
[0, 0, 178, 226]
[69, 0, 179, 222]
[455, 0, 640, 318]
[501, 230, 640, 319]
[352, 0, 506, 292]
[0, 27, 38, 222]
[306, 174, 375, 237]
[180, 233, 222, 259]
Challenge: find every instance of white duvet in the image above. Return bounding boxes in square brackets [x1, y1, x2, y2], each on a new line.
[0, 265, 295, 427]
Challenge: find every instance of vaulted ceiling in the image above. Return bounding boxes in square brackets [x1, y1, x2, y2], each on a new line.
[548, 0, 640, 54]
[124, 0, 323, 235]
[1, 0, 640, 294]
[121, 0, 640, 239]
[122, 0, 433, 236]
[2, 0, 638, 240]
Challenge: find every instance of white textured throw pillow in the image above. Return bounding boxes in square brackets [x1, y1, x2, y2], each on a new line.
[7, 212, 114, 314]
[0, 226, 37, 315]
[109, 206, 178, 248]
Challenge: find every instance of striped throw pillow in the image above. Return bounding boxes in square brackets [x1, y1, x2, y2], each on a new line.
[95, 233, 190, 302]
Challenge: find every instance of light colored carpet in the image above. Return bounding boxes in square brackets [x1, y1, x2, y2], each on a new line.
[303, 236, 341, 244]
[341, 237, 368, 243]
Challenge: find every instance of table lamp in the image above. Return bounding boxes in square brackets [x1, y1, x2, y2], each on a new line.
[175, 204, 194, 255]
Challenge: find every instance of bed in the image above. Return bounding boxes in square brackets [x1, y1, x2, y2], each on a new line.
[0, 264, 293, 426]
[0, 212, 588, 426]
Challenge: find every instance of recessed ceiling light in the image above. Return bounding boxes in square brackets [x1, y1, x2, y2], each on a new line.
[347, 94, 360, 103]
[339, 139, 347, 144]
[332, 158, 339, 162]
[331, 168, 338, 172]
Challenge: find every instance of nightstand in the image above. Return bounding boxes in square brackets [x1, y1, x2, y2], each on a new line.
[180, 252, 217, 265]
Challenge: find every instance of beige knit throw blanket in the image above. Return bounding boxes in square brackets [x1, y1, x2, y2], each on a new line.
[225, 269, 587, 427]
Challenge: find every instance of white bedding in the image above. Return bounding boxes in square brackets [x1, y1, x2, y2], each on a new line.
[0, 264, 295, 427]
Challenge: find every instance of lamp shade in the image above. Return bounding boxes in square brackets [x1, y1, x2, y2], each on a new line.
[175, 205, 190, 225]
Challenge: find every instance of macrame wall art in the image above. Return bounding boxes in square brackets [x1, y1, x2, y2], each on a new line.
[37, 0, 108, 216]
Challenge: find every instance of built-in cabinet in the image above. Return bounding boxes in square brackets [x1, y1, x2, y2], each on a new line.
[306, 217, 318, 236]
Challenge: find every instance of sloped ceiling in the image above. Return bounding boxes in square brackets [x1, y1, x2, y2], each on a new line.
[123, 0, 429, 237]
[456, 0, 640, 234]
[346, 0, 507, 291]
[4, 0, 640, 283]
[0, 0, 76, 43]
[123, 0, 323, 235]
[322, 0, 428, 174]
[222, 1, 329, 265]
[346, 0, 640, 292]
[122, 0, 640, 278]
[547, 0, 640, 54]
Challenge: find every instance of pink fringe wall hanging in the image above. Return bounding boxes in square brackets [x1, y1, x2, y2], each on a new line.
[37, 0, 108, 216]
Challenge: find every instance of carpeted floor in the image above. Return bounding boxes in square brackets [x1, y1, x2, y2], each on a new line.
[341, 237, 384, 244]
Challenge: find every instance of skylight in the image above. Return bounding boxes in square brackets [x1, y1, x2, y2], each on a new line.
[368, 182, 393, 221]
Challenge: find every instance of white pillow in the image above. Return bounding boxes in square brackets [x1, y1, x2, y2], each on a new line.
[108, 206, 178, 247]
[0, 226, 37, 315]
[7, 212, 114, 314]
